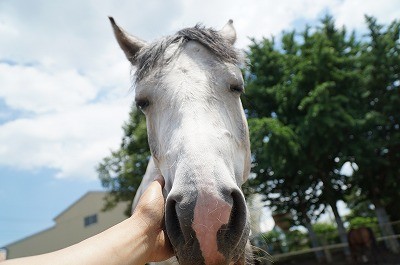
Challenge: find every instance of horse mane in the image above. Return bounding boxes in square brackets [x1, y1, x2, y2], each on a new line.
[133, 24, 240, 82]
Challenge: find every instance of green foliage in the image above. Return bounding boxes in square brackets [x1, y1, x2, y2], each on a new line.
[97, 106, 149, 216]
[262, 229, 282, 244]
[313, 222, 339, 244]
[348, 216, 378, 229]
[258, 228, 309, 254]
[348, 16, 400, 215]
[285, 229, 310, 251]
[344, 188, 375, 219]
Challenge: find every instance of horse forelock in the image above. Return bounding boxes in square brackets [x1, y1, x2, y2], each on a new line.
[133, 24, 241, 83]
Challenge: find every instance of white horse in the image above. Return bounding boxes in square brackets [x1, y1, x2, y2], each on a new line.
[110, 17, 252, 265]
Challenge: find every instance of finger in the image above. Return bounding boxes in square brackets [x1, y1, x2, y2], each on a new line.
[141, 175, 165, 200]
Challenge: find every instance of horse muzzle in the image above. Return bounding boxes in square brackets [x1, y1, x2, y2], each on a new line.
[165, 186, 249, 265]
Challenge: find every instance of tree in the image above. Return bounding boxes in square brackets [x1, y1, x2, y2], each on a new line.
[345, 16, 400, 252]
[344, 188, 375, 220]
[244, 33, 326, 260]
[244, 15, 363, 257]
[97, 106, 149, 216]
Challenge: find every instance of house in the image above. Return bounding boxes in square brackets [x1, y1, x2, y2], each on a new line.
[2, 191, 129, 259]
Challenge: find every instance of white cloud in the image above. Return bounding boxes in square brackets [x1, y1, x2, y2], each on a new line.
[332, 0, 400, 30]
[0, 98, 131, 179]
[164, 0, 399, 48]
[0, 64, 97, 113]
[167, 0, 340, 48]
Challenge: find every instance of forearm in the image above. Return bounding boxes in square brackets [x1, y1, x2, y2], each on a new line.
[3, 216, 150, 265]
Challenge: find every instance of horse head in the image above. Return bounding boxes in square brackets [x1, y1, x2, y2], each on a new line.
[110, 17, 251, 265]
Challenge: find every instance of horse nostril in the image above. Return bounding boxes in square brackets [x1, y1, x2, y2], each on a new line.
[229, 189, 247, 233]
[165, 197, 183, 247]
[165, 192, 207, 264]
[217, 188, 249, 251]
[218, 187, 247, 229]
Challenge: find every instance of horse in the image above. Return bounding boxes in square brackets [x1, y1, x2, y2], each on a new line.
[109, 17, 252, 265]
[348, 227, 379, 264]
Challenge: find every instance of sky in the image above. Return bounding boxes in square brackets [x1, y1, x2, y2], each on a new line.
[1, 0, 399, 247]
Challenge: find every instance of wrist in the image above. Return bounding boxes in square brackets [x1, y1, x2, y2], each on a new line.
[129, 212, 157, 263]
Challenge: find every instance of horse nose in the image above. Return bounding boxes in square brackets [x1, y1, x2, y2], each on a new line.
[165, 187, 248, 264]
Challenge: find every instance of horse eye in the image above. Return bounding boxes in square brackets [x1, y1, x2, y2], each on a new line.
[230, 84, 244, 93]
[135, 99, 150, 110]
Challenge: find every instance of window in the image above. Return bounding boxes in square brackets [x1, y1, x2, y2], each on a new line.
[84, 214, 98, 227]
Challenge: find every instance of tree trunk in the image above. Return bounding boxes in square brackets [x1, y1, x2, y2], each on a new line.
[304, 219, 327, 263]
[374, 202, 400, 253]
[329, 201, 351, 257]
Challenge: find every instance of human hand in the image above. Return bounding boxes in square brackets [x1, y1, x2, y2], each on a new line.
[132, 176, 174, 262]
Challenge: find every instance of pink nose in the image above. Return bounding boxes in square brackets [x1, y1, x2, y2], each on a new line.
[192, 190, 233, 264]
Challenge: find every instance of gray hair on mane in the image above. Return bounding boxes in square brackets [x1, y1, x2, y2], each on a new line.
[133, 24, 240, 82]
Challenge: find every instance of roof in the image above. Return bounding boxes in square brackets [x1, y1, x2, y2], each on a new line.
[3, 226, 56, 248]
[53, 191, 106, 222]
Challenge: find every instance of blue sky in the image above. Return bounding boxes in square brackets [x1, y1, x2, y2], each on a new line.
[1, 0, 399, 247]
[0, 167, 102, 246]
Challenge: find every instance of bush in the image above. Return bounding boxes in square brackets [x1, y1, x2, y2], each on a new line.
[313, 222, 339, 244]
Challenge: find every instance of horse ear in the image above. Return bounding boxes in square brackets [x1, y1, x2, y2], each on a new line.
[109, 17, 147, 64]
[219, 19, 237, 45]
